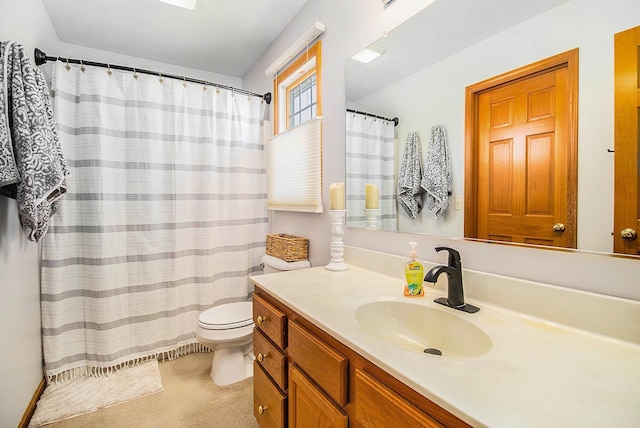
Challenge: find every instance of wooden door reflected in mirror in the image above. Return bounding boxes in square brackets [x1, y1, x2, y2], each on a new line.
[614, 25, 640, 255]
[465, 50, 578, 248]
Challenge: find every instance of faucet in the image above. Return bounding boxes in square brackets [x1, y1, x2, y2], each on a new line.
[423, 247, 479, 313]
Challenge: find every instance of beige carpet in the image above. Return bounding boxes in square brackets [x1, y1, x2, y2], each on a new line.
[33, 352, 259, 428]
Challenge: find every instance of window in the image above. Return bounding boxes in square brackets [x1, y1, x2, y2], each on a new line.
[274, 41, 322, 134]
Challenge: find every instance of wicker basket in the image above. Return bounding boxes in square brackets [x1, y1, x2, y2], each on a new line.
[266, 234, 309, 262]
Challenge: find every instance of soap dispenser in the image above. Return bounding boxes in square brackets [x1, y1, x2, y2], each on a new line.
[404, 242, 425, 297]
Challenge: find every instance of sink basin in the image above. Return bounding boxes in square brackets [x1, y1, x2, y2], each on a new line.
[354, 300, 492, 358]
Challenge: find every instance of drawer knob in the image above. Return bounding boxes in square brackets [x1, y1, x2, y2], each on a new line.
[258, 405, 268, 414]
[257, 315, 267, 325]
[257, 352, 268, 362]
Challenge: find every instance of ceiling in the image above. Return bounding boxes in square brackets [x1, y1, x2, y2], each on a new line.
[42, 0, 309, 78]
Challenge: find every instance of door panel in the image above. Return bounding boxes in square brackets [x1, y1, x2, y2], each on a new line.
[476, 68, 573, 247]
[614, 25, 640, 255]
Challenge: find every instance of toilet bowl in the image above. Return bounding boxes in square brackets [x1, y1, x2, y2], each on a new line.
[197, 255, 310, 385]
[196, 301, 254, 386]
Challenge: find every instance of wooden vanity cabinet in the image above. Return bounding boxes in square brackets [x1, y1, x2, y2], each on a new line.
[289, 363, 348, 428]
[252, 287, 471, 428]
[253, 293, 288, 427]
[354, 369, 443, 428]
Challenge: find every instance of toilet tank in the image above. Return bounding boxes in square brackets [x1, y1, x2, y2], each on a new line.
[262, 255, 311, 274]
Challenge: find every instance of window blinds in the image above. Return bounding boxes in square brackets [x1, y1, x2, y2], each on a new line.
[266, 118, 323, 212]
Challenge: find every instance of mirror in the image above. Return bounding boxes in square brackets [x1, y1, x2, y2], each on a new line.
[345, 0, 639, 257]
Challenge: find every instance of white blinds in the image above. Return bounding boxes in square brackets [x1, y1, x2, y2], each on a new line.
[266, 118, 323, 212]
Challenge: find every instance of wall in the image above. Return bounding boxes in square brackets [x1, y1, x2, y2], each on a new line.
[243, 0, 640, 301]
[0, 1, 59, 425]
[56, 42, 242, 89]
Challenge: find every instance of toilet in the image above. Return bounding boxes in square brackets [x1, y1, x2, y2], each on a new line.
[262, 254, 311, 274]
[196, 255, 310, 385]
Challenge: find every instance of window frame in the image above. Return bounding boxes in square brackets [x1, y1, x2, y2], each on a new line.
[274, 41, 322, 134]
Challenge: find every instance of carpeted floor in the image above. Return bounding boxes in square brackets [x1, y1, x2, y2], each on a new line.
[38, 352, 259, 428]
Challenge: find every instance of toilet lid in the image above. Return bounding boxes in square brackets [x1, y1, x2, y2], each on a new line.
[198, 302, 253, 330]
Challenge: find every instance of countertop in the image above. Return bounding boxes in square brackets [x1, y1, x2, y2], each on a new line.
[250, 264, 640, 427]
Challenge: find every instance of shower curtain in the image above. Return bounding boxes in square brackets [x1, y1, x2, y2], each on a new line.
[345, 111, 396, 230]
[40, 62, 267, 381]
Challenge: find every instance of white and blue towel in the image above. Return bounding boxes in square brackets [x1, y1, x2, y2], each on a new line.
[397, 131, 424, 220]
[421, 125, 453, 219]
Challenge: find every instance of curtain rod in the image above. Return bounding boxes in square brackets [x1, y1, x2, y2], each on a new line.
[347, 108, 398, 126]
[34, 48, 272, 104]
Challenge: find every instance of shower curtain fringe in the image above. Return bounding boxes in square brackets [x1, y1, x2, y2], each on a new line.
[33, 48, 272, 104]
[46, 342, 213, 385]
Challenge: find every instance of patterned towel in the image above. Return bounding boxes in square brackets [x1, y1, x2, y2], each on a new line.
[421, 125, 453, 219]
[0, 41, 69, 242]
[397, 131, 423, 220]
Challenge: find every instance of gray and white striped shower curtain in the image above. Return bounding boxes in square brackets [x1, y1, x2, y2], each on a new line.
[40, 62, 267, 381]
[346, 111, 397, 230]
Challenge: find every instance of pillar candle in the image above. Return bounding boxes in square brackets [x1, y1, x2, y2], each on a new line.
[365, 183, 379, 209]
[329, 182, 345, 210]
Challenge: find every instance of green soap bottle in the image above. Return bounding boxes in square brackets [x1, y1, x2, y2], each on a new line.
[404, 242, 425, 297]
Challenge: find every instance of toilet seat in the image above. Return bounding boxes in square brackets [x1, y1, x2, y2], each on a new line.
[198, 302, 253, 330]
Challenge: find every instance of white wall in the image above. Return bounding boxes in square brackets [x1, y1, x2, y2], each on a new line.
[0, 1, 59, 425]
[56, 42, 242, 89]
[243, 0, 640, 301]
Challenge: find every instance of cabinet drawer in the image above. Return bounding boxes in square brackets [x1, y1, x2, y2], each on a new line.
[254, 327, 287, 390]
[289, 363, 348, 428]
[287, 320, 348, 406]
[253, 293, 287, 349]
[254, 361, 287, 428]
[354, 369, 444, 428]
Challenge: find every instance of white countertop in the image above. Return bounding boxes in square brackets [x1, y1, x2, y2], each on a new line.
[250, 264, 640, 427]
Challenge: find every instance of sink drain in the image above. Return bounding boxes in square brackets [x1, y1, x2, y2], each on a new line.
[423, 348, 443, 356]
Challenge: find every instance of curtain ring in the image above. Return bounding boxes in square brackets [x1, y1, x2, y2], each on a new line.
[65, 58, 70, 71]
[106, 64, 112, 76]
[215, 84, 220, 95]
[182, 76, 187, 88]
[80, 59, 85, 73]
[133, 68, 139, 80]
[158, 73, 164, 84]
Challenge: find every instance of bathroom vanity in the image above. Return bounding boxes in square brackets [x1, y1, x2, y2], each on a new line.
[250, 246, 640, 427]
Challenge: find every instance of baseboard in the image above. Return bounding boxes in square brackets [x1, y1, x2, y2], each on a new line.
[18, 377, 46, 428]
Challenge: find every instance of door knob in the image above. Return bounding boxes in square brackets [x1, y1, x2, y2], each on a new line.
[552, 223, 565, 232]
[621, 228, 638, 241]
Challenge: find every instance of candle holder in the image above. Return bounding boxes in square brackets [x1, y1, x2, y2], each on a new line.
[325, 210, 348, 272]
[363, 208, 381, 230]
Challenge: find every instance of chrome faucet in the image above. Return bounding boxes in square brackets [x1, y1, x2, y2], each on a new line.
[423, 247, 479, 313]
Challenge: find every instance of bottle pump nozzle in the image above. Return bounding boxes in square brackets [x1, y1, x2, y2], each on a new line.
[409, 241, 418, 260]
